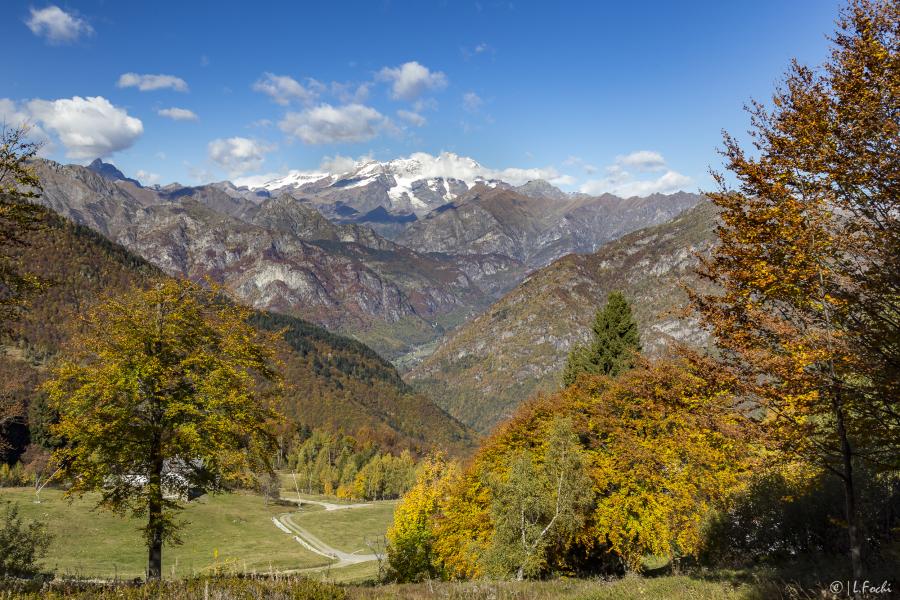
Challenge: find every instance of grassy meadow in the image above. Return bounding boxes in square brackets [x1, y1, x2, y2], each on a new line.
[0, 486, 397, 580]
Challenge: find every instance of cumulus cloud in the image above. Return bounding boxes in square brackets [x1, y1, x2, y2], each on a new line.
[388, 152, 573, 187]
[207, 137, 273, 176]
[462, 91, 483, 112]
[396, 109, 426, 127]
[616, 150, 666, 172]
[25, 6, 93, 44]
[26, 96, 143, 159]
[0, 99, 52, 150]
[117, 73, 188, 92]
[157, 107, 198, 121]
[279, 103, 392, 145]
[579, 151, 692, 197]
[252, 73, 316, 105]
[377, 61, 447, 101]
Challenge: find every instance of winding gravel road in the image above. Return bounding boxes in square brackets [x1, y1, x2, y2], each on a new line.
[271, 497, 379, 571]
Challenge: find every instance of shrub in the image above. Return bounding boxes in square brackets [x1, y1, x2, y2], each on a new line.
[0, 500, 52, 578]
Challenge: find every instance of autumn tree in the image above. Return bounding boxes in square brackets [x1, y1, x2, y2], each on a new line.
[0, 125, 45, 452]
[385, 453, 459, 582]
[563, 291, 641, 385]
[0, 124, 44, 324]
[485, 418, 594, 580]
[400, 355, 752, 581]
[44, 278, 282, 580]
[587, 357, 755, 571]
[693, 0, 899, 579]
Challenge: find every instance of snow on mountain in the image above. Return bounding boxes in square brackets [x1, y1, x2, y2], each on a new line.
[234, 152, 567, 216]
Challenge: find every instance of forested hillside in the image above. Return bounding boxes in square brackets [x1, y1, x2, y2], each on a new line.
[0, 206, 474, 463]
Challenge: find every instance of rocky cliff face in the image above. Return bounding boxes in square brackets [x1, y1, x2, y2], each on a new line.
[29, 159, 524, 358]
[395, 187, 701, 268]
[409, 201, 720, 432]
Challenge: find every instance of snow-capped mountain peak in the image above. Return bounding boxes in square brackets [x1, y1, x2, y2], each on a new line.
[236, 152, 564, 217]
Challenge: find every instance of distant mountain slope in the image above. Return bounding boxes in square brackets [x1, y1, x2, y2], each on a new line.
[1, 205, 475, 460]
[28, 159, 524, 359]
[409, 201, 719, 433]
[395, 186, 700, 268]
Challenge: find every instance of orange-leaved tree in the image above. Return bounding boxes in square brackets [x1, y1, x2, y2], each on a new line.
[392, 355, 756, 579]
[693, 0, 899, 579]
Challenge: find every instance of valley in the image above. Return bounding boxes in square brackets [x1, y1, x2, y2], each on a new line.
[28, 155, 699, 361]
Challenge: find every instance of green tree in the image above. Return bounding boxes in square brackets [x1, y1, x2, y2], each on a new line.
[0, 500, 51, 578]
[486, 418, 594, 580]
[563, 291, 641, 385]
[44, 278, 282, 580]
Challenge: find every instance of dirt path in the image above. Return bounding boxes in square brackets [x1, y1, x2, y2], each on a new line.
[282, 496, 373, 512]
[271, 505, 379, 571]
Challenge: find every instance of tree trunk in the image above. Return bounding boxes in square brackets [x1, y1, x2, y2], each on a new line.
[834, 389, 864, 581]
[147, 435, 164, 580]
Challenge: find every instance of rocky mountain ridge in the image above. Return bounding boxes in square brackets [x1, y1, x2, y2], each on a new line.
[29, 159, 525, 358]
[409, 201, 720, 432]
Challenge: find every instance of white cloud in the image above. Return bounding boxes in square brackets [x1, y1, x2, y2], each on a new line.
[578, 151, 692, 197]
[462, 91, 483, 112]
[136, 169, 160, 185]
[207, 137, 273, 176]
[26, 96, 143, 159]
[25, 6, 93, 44]
[616, 150, 666, 172]
[157, 107, 198, 121]
[0, 99, 52, 151]
[396, 109, 426, 127]
[252, 73, 316, 105]
[392, 152, 572, 187]
[377, 61, 447, 101]
[279, 103, 392, 145]
[117, 73, 188, 92]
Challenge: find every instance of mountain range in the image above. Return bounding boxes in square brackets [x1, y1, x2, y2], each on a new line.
[408, 201, 719, 432]
[29, 157, 700, 362]
[1, 205, 474, 461]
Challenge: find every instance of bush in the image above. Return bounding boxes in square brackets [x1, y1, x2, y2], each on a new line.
[0, 500, 52, 578]
[0, 574, 347, 599]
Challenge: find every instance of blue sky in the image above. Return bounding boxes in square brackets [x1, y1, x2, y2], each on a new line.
[2, 1, 841, 194]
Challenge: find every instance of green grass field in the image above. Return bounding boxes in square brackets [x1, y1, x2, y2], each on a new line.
[0, 487, 389, 579]
[291, 501, 397, 555]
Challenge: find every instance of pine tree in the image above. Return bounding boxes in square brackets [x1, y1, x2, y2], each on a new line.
[562, 291, 641, 385]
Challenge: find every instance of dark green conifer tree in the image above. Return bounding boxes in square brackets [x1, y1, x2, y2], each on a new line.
[562, 291, 641, 385]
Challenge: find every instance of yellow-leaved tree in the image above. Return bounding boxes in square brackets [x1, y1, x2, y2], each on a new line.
[385, 453, 460, 582]
[693, 0, 899, 579]
[44, 278, 282, 580]
[389, 355, 756, 579]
